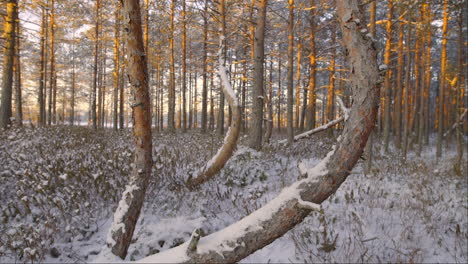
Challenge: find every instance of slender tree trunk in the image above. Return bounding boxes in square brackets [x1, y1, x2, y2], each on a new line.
[167, 0, 176, 132]
[14, 20, 22, 126]
[287, 0, 295, 145]
[113, 2, 121, 130]
[248, 0, 267, 149]
[216, 0, 226, 136]
[417, 4, 429, 156]
[201, 0, 208, 133]
[382, 0, 393, 152]
[364, 0, 376, 175]
[265, 57, 273, 143]
[181, 0, 187, 132]
[394, 16, 404, 149]
[119, 43, 126, 130]
[454, 8, 464, 174]
[241, 45, 247, 133]
[295, 41, 301, 129]
[0, 0, 17, 129]
[48, 0, 56, 126]
[402, 19, 412, 161]
[209, 66, 215, 130]
[436, 0, 448, 159]
[71, 32, 76, 126]
[326, 27, 336, 125]
[306, 0, 316, 130]
[92, 0, 100, 129]
[38, 7, 46, 126]
[108, 0, 153, 258]
[277, 55, 282, 131]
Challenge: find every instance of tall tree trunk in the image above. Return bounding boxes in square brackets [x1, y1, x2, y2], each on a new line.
[436, 0, 448, 159]
[382, 0, 393, 152]
[402, 19, 412, 161]
[417, 4, 429, 156]
[71, 32, 76, 126]
[92, 0, 100, 129]
[287, 0, 295, 145]
[119, 42, 126, 130]
[454, 9, 464, 174]
[0, 0, 17, 129]
[248, 0, 267, 150]
[326, 27, 336, 125]
[394, 15, 404, 149]
[209, 66, 215, 130]
[295, 41, 301, 129]
[38, 7, 46, 126]
[364, 0, 376, 175]
[241, 45, 247, 133]
[277, 55, 282, 131]
[108, 0, 153, 258]
[113, 2, 121, 130]
[181, 0, 187, 132]
[167, 0, 176, 132]
[265, 57, 273, 143]
[201, 0, 208, 133]
[306, 0, 316, 130]
[216, 0, 226, 136]
[48, 0, 56, 126]
[14, 20, 22, 126]
[138, 1, 380, 262]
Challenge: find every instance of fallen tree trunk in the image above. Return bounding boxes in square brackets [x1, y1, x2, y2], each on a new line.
[278, 116, 344, 144]
[135, 0, 381, 262]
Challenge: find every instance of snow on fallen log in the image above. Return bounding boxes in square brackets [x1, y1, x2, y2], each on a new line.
[278, 116, 344, 144]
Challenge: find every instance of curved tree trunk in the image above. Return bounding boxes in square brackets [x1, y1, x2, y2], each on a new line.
[138, 0, 380, 262]
[186, 1, 241, 189]
[107, 0, 153, 259]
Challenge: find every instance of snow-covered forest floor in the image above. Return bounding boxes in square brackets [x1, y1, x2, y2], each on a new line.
[0, 127, 466, 263]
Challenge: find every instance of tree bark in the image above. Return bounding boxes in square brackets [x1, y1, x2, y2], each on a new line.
[182, 0, 187, 132]
[139, 1, 380, 262]
[107, 0, 153, 259]
[436, 0, 448, 159]
[71, 32, 76, 126]
[363, 0, 376, 175]
[92, 0, 100, 129]
[38, 6, 46, 126]
[216, 0, 226, 136]
[394, 15, 404, 149]
[201, 0, 208, 133]
[382, 0, 393, 152]
[113, 2, 121, 130]
[167, 0, 176, 132]
[277, 55, 282, 131]
[306, 0, 316, 130]
[264, 58, 273, 143]
[14, 19, 22, 126]
[48, 0, 56, 126]
[326, 27, 336, 124]
[402, 18, 412, 161]
[0, 0, 17, 129]
[287, 0, 294, 145]
[295, 41, 301, 129]
[248, 0, 267, 150]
